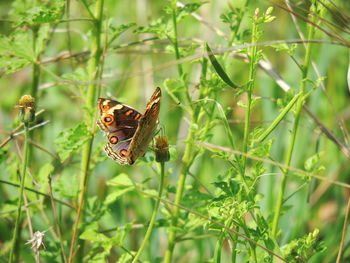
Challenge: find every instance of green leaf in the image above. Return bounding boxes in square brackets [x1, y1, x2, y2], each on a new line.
[80, 228, 108, 242]
[37, 163, 54, 192]
[35, 23, 51, 55]
[0, 147, 9, 164]
[282, 229, 326, 261]
[105, 174, 135, 204]
[205, 42, 239, 89]
[133, 17, 172, 39]
[176, 3, 204, 22]
[270, 43, 297, 56]
[54, 170, 79, 198]
[12, 2, 64, 27]
[0, 32, 35, 62]
[54, 122, 91, 162]
[109, 22, 136, 45]
[182, 189, 211, 207]
[107, 173, 134, 187]
[116, 253, 133, 263]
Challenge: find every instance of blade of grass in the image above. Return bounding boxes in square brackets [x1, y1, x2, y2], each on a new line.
[205, 42, 239, 89]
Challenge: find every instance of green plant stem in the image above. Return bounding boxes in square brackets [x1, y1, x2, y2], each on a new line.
[228, 13, 259, 263]
[256, 92, 302, 143]
[164, 119, 197, 263]
[271, 5, 316, 237]
[132, 162, 165, 263]
[242, 19, 258, 171]
[164, 2, 198, 261]
[67, 1, 104, 262]
[31, 27, 40, 100]
[170, 0, 191, 107]
[171, 0, 182, 77]
[9, 124, 29, 263]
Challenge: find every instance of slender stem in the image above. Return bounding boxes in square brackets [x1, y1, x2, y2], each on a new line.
[9, 124, 30, 263]
[164, 107, 200, 262]
[255, 92, 302, 142]
[242, 17, 258, 171]
[31, 27, 41, 100]
[164, 120, 197, 263]
[271, 3, 317, 237]
[67, 1, 104, 262]
[336, 196, 350, 263]
[132, 162, 165, 263]
[164, 1, 197, 261]
[48, 176, 68, 263]
[171, 0, 182, 77]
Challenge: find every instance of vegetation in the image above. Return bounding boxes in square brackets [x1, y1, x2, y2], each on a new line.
[0, 0, 349, 262]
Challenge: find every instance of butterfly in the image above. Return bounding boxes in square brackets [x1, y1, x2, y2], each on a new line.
[97, 87, 161, 165]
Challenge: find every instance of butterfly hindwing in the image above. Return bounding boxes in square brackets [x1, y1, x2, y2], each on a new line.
[97, 87, 161, 165]
[97, 98, 141, 164]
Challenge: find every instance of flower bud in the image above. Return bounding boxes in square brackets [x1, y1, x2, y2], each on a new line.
[18, 95, 36, 124]
[155, 136, 170, 163]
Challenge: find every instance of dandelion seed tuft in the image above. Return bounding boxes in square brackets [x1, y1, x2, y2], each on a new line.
[25, 230, 47, 252]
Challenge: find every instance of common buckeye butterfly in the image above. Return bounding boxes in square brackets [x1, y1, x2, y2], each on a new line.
[97, 87, 161, 165]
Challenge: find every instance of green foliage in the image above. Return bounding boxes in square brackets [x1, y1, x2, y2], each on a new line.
[282, 229, 326, 262]
[55, 122, 91, 162]
[0, 0, 349, 263]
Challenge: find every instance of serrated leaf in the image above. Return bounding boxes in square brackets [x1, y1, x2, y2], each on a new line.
[0, 56, 30, 74]
[109, 22, 136, 45]
[14, 2, 64, 27]
[54, 170, 79, 198]
[35, 23, 51, 55]
[80, 228, 108, 242]
[37, 163, 54, 192]
[183, 189, 211, 207]
[304, 152, 324, 172]
[205, 42, 239, 89]
[105, 174, 135, 204]
[104, 187, 134, 205]
[54, 122, 91, 162]
[133, 17, 171, 39]
[177, 3, 204, 22]
[0, 32, 35, 62]
[107, 173, 134, 187]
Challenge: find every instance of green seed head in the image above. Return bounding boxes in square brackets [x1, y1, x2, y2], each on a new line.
[155, 136, 170, 163]
[18, 95, 36, 124]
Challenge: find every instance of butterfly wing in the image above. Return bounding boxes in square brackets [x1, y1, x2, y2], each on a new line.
[127, 87, 161, 164]
[97, 98, 142, 165]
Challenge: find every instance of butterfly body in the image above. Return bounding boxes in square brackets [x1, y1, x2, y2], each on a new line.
[97, 87, 161, 165]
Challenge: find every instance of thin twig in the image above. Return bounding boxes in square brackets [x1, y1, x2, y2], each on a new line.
[0, 179, 75, 209]
[0, 110, 46, 149]
[336, 196, 350, 263]
[48, 176, 68, 263]
[196, 141, 350, 189]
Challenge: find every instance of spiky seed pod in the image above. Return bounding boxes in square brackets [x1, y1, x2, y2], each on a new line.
[155, 136, 170, 163]
[18, 95, 36, 124]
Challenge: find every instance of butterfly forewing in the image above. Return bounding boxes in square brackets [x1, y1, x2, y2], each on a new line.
[127, 87, 161, 164]
[97, 87, 161, 165]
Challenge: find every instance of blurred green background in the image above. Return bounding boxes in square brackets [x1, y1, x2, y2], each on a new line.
[0, 0, 349, 262]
